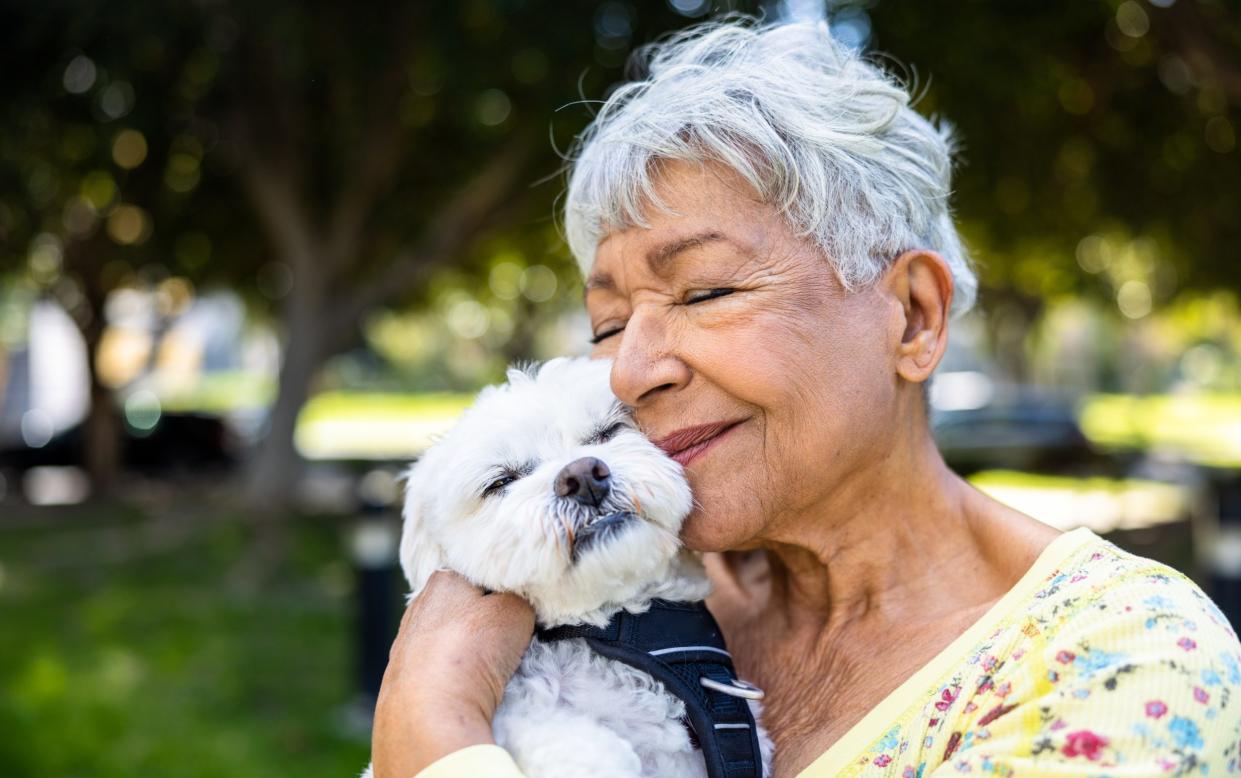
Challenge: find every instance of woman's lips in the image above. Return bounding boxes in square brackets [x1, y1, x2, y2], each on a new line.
[653, 419, 745, 467]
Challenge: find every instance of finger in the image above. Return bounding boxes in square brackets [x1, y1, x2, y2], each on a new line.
[702, 551, 743, 595]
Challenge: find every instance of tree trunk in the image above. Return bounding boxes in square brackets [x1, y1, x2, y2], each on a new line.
[72, 242, 122, 498]
[83, 358, 121, 497]
[244, 280, 327, 508]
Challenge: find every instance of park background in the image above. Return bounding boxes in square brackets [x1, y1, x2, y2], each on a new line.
[1, 0, 1239, 775]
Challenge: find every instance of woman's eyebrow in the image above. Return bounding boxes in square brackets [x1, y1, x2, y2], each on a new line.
[646, 230, 732, 275]
[583, 272, 615, 300]
[583, 230, 742, 301]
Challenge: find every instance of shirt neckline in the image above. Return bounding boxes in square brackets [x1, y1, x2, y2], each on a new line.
[797, 526, 1099, 777]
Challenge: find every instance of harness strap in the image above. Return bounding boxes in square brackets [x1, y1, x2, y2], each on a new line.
[537, 600, 762, 778]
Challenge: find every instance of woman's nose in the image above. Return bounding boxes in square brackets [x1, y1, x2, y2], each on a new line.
[608, 306, 690, 407]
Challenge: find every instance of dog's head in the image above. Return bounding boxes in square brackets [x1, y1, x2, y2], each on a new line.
[399, 357, 695, 625]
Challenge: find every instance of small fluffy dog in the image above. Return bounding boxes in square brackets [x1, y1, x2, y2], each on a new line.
[373, 357, 771, 778]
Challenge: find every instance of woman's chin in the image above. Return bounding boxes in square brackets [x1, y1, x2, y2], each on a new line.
[678, 504, 757, 553]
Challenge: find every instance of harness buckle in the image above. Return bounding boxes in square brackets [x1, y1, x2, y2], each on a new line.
[700, 676, 766, 700]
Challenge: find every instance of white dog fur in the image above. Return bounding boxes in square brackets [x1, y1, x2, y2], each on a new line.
[364, 357, 771, 777]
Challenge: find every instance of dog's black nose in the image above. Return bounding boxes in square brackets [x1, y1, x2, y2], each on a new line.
[555, 457, 611, 506]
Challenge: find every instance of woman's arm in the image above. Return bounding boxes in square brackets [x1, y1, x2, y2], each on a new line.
[370, 571, 534, 778]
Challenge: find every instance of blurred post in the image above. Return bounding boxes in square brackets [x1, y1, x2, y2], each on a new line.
[1207, 472, 1241, 630]
[349, 469, 402, 711]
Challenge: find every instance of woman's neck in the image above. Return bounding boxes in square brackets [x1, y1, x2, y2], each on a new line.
[708, 420, 1064, 777]
[755, 428, 1030, 639]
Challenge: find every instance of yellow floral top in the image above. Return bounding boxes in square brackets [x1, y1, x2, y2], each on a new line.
[416, 528, 1241, 777]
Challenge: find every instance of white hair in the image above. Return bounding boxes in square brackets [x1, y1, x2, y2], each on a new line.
[563, 18, 977, 316]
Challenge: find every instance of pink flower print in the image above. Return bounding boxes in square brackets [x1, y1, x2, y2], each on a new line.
[1056, 650, 1076, 664]
[903, 767, 916, 778]
[1178, 637, 1198, 651]
[1070, 573, 1087, 583]
[1050, 718, 1067, 731]
[982, 654, 998, 671]
[929, 717, 939, 728]
[1062, 730, 1110, 761]
[964, 701, 978, 713]
[995, 681, 1012, 698]
[935, 687, 958, 711]
[1146, 700, 1168, 719]
[978, 703, 1017, 726]
[1194, 686, 1210, 704]
[873, 754, 892, 767]
[943, 731, 963, 761]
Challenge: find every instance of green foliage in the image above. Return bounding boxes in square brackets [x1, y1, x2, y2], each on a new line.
[866, 0, 1240, 306]
[0, 509, 371, 777]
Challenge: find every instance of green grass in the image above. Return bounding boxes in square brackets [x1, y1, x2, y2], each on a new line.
[1080, 392, 1241, 468]
[295, 391, 475, 460]
[0, 505, 376, 777]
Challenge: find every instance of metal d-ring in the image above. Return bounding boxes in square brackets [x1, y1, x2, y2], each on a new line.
[700, 676, 766, 700]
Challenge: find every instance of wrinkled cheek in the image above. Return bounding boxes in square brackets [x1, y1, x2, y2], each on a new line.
[676, 465, 769, 552]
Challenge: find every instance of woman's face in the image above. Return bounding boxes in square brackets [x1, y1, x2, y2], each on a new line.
[585, 161, 913, 552]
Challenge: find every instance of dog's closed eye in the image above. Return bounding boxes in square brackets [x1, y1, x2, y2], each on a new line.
[587, 421, 628, 445]
[481, 462, 535, 498]
[483, 473, 518, 498]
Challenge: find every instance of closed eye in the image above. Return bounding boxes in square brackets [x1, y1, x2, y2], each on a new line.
[588, 421, 628, 444]
[590, 325, 625, 345]
[482, 474, 517, 498]
[482, 462, 534, 498]
[686, 288, 735, 304]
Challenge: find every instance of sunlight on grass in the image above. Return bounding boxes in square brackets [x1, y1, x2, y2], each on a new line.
[294, 391, 474, 460]
[1080, 393, 1241, 468]
[969, 469, 1190, 533]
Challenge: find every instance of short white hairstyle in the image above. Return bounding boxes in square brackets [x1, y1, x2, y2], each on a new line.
[563, 18, 977, 316]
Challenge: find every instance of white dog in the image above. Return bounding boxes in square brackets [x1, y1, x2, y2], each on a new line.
[368, 357, 771, 778]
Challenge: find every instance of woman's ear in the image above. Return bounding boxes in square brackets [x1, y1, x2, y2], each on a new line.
[398, 458, 446, 600]
[886, 249, 953, 384]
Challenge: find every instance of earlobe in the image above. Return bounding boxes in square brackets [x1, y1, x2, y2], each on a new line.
[907, 330, 937, 368]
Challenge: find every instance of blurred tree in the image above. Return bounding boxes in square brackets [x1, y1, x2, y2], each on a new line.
[0, 0, 694, 505]
[0, 3, 247, 492]
[3, 0, 1236, 503]
[862, 0, 1240, 380]
[197, 1, 695, 504]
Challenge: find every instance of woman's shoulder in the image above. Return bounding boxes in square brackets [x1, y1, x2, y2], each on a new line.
[1023, 530, 1239, 655]
[940, 532, 1241, 774]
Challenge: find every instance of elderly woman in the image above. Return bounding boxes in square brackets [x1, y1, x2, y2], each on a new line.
[371, 20, 1241, 778]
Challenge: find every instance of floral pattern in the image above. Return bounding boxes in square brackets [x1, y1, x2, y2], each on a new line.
[812, 530, 1241, 777]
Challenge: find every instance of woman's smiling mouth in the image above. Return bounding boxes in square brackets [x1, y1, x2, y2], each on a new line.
[653, 419, 747, 467]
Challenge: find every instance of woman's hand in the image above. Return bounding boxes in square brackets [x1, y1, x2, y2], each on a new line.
[371, 570, 535, 778]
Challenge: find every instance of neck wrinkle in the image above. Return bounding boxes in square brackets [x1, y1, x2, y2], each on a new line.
[755, 422, 977, 640]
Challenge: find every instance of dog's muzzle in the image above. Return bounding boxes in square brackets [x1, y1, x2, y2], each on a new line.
[570, 510, 636, 562]
[552, 456, 643, 562]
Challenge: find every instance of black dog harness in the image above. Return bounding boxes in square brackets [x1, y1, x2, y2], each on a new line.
[537, 599, 764, 778]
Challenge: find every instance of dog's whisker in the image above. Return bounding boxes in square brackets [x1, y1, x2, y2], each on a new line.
[558, 513, 575, 551]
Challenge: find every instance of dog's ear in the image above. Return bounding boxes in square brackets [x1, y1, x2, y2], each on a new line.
[397, 457, 446, 600]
